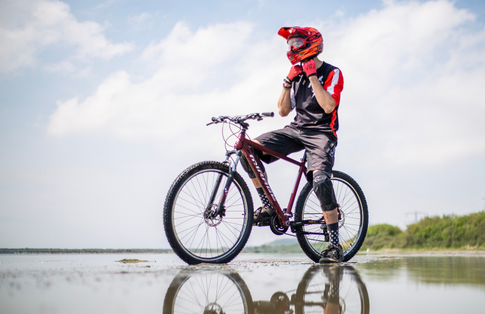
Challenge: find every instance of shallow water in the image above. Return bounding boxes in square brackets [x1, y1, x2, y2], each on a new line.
[1, 252, 484, 313]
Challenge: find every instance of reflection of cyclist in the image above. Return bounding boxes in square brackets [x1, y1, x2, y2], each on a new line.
[163, 265, 369, 314]
[252, 264, 369, 314]
[253, 267, 342, 314]
[240, 26, 344, 263]
[322, 265, 342, 314]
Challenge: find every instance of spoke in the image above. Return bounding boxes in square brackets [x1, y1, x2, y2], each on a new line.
[177, 220, 205, 242]
[186, 178, 207, 209]
[180, 187, 202, 209]
[215, 228, 230, 251]
[220, 221, 243, 240]
[173, 208, 203, 220]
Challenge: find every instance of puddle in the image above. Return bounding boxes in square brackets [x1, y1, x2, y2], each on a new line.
[0, 253, 484, 313]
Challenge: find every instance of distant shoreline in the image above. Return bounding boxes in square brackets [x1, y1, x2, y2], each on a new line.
[0, 248, 173, 254]
[2, 247, 484, 255]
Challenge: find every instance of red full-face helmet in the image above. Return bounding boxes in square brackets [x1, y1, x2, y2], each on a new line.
[278, 26, 323, 65]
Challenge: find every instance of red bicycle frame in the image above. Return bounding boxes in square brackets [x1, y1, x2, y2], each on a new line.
[234, 130, 307, 227]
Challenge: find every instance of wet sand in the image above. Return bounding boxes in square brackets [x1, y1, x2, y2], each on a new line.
[1, 252, 484, 313]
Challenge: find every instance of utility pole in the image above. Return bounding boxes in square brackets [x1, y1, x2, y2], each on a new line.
[405, 211, 427, 224]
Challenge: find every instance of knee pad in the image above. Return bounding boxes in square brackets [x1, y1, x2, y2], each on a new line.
[240, 151, 265, 179]
[313, 170, 337, 211]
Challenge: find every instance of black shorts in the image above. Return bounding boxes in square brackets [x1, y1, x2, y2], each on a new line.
[254, 125, 337, 176]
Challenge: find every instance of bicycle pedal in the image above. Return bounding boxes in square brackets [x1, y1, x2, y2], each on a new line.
[254, 220, 271, 227]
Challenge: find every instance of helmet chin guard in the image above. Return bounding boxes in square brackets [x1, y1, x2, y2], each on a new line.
[278, 26, 323, 65]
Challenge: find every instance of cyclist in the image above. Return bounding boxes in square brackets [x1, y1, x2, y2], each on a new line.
[240, 26, 344, 263]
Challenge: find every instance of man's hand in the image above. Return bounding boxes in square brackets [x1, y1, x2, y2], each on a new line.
[303, 59, 317, 77]
[286, 65, 303, 82]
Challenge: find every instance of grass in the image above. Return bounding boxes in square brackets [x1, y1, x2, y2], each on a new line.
[244, 211, 485, 253]
[361, 211, 485, 251]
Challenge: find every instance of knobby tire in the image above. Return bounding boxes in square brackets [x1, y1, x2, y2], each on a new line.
[295, 170, 368, 262]
[164, 161, 253, 265]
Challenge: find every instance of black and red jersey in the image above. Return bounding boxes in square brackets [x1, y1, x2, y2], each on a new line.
[290, 61, 344, 137]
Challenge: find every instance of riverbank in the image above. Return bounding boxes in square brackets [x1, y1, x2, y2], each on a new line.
[362, 211, 485, 250]
[0, 248, 173, 254]
[2, 246, 484, 255]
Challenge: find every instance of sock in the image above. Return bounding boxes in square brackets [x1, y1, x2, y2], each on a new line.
[328, 282, 340, 303]
[327, 222, 339, 246]
[256, 187, 272, 208]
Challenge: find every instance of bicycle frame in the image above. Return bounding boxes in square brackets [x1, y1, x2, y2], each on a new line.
[233, 129, 307, 227]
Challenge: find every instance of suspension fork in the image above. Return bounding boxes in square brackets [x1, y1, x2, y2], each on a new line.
[205, 150, 241, 217]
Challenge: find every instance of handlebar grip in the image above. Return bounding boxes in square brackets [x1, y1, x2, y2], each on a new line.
[207, 116, 220, 126]
[262, 112, 274, 117]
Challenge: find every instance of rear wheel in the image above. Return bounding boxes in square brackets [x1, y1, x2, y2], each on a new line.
[164, 161, 253, 264]
[295, 170, 368, 262]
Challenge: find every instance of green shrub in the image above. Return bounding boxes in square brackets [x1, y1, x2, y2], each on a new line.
[361, 224, 404, 250]
[361, 212, 485, 251]
[403, 212, 485, 248]
[366, 224, 403, 237]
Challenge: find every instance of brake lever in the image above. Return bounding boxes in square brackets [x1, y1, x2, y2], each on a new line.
[207, 116, 221, 126]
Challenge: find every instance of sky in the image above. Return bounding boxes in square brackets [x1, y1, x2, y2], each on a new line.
[1, 0, 485, 249]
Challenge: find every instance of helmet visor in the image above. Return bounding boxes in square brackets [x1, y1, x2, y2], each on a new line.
[288, 37, 305, 51]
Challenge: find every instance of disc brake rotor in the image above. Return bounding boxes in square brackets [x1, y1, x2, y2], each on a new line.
[204, 205, 223, 227]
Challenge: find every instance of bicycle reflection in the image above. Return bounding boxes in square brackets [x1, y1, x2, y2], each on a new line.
[162, 265, 369, 314]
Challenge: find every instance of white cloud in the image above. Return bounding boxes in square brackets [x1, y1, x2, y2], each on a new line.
[140, 21, 256, 73]
[315, 0, 485, 170]
[94, 0, 115, 11]
[48, 21, 289, 143]
[43, 60, 76, 73]
[0, 0, 133, 73]
[128, 12, 153, 30]
[48, 0, 485, 172]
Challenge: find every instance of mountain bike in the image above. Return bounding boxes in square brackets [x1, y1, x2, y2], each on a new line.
[163, 112, 368, 265]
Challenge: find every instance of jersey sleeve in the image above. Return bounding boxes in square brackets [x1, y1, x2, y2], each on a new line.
[323, 69, 344, 107]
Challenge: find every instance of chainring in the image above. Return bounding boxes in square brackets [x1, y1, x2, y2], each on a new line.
[270, 214, 289, 235]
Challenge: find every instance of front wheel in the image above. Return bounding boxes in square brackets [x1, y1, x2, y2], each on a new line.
[295, 170, 368, 262]
[163, 161, 253, 264]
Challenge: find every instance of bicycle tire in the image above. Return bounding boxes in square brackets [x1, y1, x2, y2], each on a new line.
[294, 265, 370, 314]
[164, 161, 253, 264]
[295, 170, 368, 262]
[163, 269, 254, 314]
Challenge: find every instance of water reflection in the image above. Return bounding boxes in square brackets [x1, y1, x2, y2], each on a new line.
[162, 265, 369, 314]
[357, 255, 485, 286]
[163, 269, 252, 314]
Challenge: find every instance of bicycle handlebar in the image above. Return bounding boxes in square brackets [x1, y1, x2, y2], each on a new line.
[207, 112, 274, 127]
